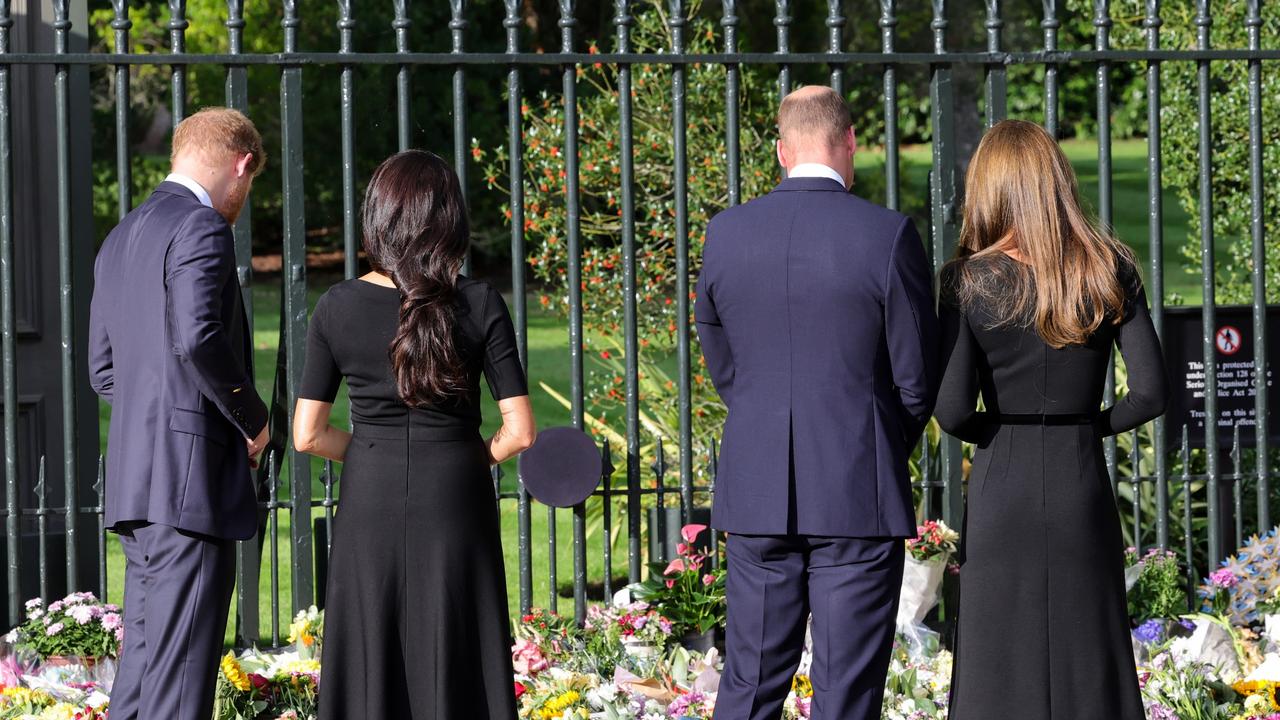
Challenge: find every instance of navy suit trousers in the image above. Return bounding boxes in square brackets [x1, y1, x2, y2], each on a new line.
[109, 523, 236, 720]
[714, 534, 904, 720]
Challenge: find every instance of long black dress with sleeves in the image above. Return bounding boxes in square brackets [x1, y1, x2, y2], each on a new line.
[299, 277, 526, 720]
[935, 255, 1168, 720]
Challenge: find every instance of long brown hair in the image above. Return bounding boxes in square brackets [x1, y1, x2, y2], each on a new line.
[361, 150, 470, 407]
[950, 119, 1137, 348]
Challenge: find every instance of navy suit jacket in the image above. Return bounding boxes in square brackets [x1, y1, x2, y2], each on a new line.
[695, 177, 940, 538]
[89, 182, 267, 541]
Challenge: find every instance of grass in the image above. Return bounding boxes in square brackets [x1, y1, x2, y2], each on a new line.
[859, 138, 1211, 303]
[97, 138, 1208, 642]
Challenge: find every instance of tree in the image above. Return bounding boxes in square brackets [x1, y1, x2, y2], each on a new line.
[482, 0, 781, 450]
[1089, 0, 1280, 304]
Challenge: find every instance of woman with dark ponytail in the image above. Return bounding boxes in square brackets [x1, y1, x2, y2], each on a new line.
[293, 150, 534, 719]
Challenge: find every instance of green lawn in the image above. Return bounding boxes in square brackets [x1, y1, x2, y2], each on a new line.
[858, 138, 1210, 303]
[98, 138, 1209, 641]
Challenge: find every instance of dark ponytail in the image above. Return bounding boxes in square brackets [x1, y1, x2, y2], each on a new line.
[361, 150, 470, 407]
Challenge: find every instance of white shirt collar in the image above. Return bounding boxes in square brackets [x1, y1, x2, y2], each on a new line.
[787, 163, 847, 188]
[164, 173, 214, 209]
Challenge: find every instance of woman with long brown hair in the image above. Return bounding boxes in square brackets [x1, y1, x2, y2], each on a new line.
[936, 119, 1167, 719]
[292, 150, 534, 719]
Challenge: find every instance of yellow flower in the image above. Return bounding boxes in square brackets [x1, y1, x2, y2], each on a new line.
[1, 686, 54, 706]
[281, 659, 321, 675]
[220, 651, 252, 692]
[791, 674, 813, 698]
[537, 690, 582, 719]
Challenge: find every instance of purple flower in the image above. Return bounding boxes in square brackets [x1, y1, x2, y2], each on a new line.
[1209, 568, 1238, 589]
[1178, 618, 1196, 631]
[102, 613, 122, 632]
[1147, 705, 1177, 720]
[45, 622, 64, 637]
[1134, 619, 1165, 645]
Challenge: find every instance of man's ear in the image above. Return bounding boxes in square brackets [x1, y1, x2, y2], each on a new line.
[846, 127, 857, 157]
[235, 153, 255, 179]
[775, 139, 787, 170]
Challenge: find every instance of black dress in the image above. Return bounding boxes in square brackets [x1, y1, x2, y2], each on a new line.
[935, 256, 1168, 720]
[300, 277, 526, 720]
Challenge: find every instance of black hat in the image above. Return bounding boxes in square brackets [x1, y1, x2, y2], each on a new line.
[517, 426, 603, 507]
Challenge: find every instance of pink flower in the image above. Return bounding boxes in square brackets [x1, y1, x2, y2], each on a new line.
[511, 638, 549, 676]
[676, 543, 690, 557]
[1209, 568, 1238, 589]
[102, 613, 122, 632]
[45, 622, 64, 636]
[69, 605, 96, 625]
[681, 524, 707, 545]
[664, 558, 686, 576]
[703, 574, 716, 586]
[666, 579, 676, 589]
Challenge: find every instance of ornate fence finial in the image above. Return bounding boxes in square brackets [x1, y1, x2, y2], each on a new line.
[1041, 0, 1060, 48]
[111, 0, 132, 39]
[559, 0, 576, 52]
[504, 0, 521, 53]
[931, 0, 946, 54]
[669, 0, 687, 45]
[225, 0, 244, 54]
[985, 0, 1002, 51]
[392, 0, 410, 48]
[449, 0, 467, 54]
[1094, 0, 1111, 49]
[721, 0, 739, 52]
[336, 0, 355, 53]
[1194, 0, 1210, 48]
[1143, 0, 1162, 28]
[615, 0, 633, 53]
[282, 0, 299, 53]
[773, 0, 791, 53]
[879, 0, 897, 52]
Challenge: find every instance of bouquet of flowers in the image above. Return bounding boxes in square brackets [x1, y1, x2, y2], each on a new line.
[905, 520, 960, 564]
[1126, 547, 1187, 622]
[514, 608, 580, 673]
[0, 686, 108, 719]
[287, 606, 323, 661]
[614, 604, 676, 648]
[666, 689, 714, 719]
[6, 593, 122, 662]
[517, 669, 595, 720]
[898, 521, 960, 651]
[633, 525, 726, 637]
[214, 648, 320, 720]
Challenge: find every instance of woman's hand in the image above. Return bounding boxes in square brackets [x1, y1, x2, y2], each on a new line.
[292, 398, 353, 463]
[488, 395, 536, 465]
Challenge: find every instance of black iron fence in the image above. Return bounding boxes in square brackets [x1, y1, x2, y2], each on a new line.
[0, 0, 1273, 647]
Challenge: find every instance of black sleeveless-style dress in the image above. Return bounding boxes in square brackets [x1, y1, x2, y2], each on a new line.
[935, 256, 1168, 720]
[300, 277, 526, 720]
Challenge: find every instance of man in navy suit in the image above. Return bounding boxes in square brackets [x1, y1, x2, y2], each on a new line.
[89, 107, 269, 720]
[696, 86, 940, 719]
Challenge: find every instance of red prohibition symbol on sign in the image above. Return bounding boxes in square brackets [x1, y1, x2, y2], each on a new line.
[1216, 325, 1243, 355]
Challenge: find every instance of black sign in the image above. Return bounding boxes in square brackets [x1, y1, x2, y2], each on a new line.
[1162, 305, 1278, 448]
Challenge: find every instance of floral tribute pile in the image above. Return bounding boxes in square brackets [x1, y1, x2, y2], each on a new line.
[511, 600, 954, 720]
[0, 593, 117, 719]
[18, 526, 1280, 719]
[1126, 528, 1280, 720]
[214, 607, 324, 720]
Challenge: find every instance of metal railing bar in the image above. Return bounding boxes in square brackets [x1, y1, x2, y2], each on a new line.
[9, 49, 1280, 66]
[53, 0, 79, 594]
